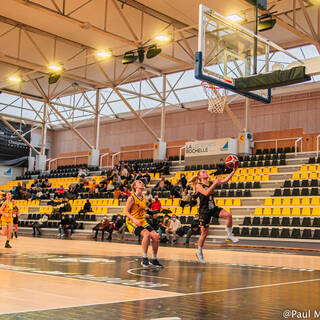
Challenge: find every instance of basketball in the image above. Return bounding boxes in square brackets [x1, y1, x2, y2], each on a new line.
[225, 154, 239, 169]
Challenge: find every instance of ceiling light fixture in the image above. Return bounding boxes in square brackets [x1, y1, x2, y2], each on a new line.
[48, 64, 63, 72]
[227, 14, 244, 22]
[122, 51, 138, 64]
[155, 34, 170, 42]
[96, 50, 112, 58]
[9, 75, 22, 83]
[146, 45, 161, 59]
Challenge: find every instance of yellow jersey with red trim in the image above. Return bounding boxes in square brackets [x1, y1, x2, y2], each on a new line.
[1, 200, 14, 224]
[129, 193, 146, 221]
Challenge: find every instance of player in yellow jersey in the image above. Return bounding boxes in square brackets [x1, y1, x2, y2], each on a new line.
[1, 192, 15, 248]
[125, 180, 163, 268]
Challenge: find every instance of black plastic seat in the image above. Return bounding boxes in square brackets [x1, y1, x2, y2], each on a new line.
[244, 189, 251, 197]
[271, 217, 280, 226]
[312, 217, 320, 227]
[313, 229, 320, 239]
[301, 217, 311, 227]
[281, 217, 290, 226]
[311, 188, 319, 196]
[308, 157, 315, 164]
[262, 217, 270, 226]
[291, 217, 300, 227]
[283, 180, 291, 188]
[260, 228, 269, 237]
[274, 189, 282, 197]
[270, 228, 280, 238]
[243, 217, 251, 226]
[282, 189, 291, 197]
[301, 180, 309, 188]
[291, 188, 300, 197]
[310, 179, 318, 187]
[252, 216, 261, 226]
[235, 190, 243, 197]
[232, 227, 240, 236]
[302, 229, 312, 239]
[245, 182, 253, 189]
[253, 181, 261, 189]
[280, 228, 290, 238]
[250, 227, 259, 237]
[291, 228, 301, 239]
[237, 182, 244, 189]
[227, 190, 234, 197]
[292, 180, 300, 188]
[179, 216, 186, 224]
[301, 188, 309, 196]
[240, 227, 249, 237]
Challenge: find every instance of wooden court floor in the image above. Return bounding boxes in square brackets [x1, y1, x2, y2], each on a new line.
[0, 237, 320, 319]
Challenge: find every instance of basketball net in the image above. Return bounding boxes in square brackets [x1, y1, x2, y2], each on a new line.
[201, 82, 227, 114]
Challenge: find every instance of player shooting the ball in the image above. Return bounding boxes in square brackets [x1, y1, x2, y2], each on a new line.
[190, 155, 239, 264]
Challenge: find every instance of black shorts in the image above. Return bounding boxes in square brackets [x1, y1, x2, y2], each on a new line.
[134, 225, 153, 236]
[199, 206, 223, 228]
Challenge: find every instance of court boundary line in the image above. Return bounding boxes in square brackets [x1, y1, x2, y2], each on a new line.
[1, 277, 320, 316]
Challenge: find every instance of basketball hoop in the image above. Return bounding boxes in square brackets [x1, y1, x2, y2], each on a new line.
[201, 82, 227, 114]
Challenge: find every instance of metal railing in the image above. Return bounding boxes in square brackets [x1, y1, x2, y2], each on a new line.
[111, 152, 121, 168]
[179, 146, 186, 164]
[317, 134, 320, 157]
[48, 155, 89, 171]
[99, 153, 109, 168]
[295, 137, 303, 155]
[254, 137, 302, 152]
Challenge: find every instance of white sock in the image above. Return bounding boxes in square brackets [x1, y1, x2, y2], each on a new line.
[152, 253, 157, 259]
[226, 227, 233, 237]
[198, 246, 203, 254]
[142, 253, 148, 258]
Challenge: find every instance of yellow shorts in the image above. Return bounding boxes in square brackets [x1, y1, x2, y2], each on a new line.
[1, 218, 13, 226]
[126, 219, 152, 236]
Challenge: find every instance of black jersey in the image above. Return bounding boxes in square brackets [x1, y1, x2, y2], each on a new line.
[198, 182, 216, 213]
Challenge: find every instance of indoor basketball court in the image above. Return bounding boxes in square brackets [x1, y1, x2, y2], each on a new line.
[0, 1, 320, 319]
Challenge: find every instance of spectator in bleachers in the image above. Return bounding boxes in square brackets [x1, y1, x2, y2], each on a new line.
[54, 185, 65, 199]
[120, 166, 129, 179]
[13, 183, 22, 199]
[58, 214, 69, 238]
[148, 212, 160, 232]
[151, 195, 161, 213]
[179, 174, 188, 190]
[78, 167, 88, 177]
[35, 188, 43, 200]
[88, 179, 96, 194]
[185, 214, 200, 245]
[32, 213, 48, 236]
[112, 172, 122, 187]
[165, 214, 181, 244]
[159, 214, 171, 239]
[78, 175, 88, 189]
[119, 186, 130, 201]
[53, 197, 71, 215]
[42, 190, 50, 200]
[144, 171, 151, 185]
[79, 199, 92, 215]
[171, 181, 183, 198]
[65, 214, 77, 237]
[160, 159, 170, 175]
[145, 189, 153, 202]
[152, 177, 170, 195]
[92, 216, 114, 241]
[114, 187, 122, 199]
[180, 189, 191, 208]
[113, 214, 126, 240]
[67, 185, 78, 200]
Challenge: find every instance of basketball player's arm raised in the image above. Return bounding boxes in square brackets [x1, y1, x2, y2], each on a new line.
[0, 202, 8, 218]
[218, 165, 238, 185]
[124, 196, 142, 227]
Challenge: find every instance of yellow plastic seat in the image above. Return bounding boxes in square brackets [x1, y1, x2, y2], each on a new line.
[311, 197, 320, 205]
[254, 174, 261, 182]
[301, 197, 310, 206]
[191, 207, 198, 215]
[301, 207, 311, 216]
[271, 167, 278, 174]
[312, 207, 320, 216]
[300, 172, 308, 180]
[292, 172, 300, 180]
[233, 198, 241, 206]
[291, 197, 300, 206]
[172, 198, 180, 207]
[291, 207, 300, 216]
[282, 198, 291, 206]
[272, 207, 281, 215]
[300, 164, 308, 172]
[240, 168, 247, 175]
[273, 198, 282, 206]
[113, 199, 119, 206]
[247, 175, 254, 182]
[225, 198, 233, 206]
[255, 168, 262, 174]
[281, 207, 291, 216]
[102, 199, 108, 206]
[262, 174, 269, 181]
[160, 199, 166, 206]
[231, 175, 238, 182]
[223, 207, 230, 213]
[263, 207, 271, 215]
[309, 172, 317, 179]
[254, 207, 262, 215]
[238, 175, 246, 182]
[92, 199, 98, 206]
[264, 198, 273, 206]
[309, 164, 316, 171]
[263, 167, 270, 174]
[166, 199, 173, 206]
[216, 198, 224, 206]
[248, 168, 254, 175]
[97, 200, 103, 206]
[184, 207, 191, 215]
[175, 207, 183, 215]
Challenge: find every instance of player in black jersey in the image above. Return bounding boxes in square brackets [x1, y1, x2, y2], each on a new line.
[190, 167, 239, 263]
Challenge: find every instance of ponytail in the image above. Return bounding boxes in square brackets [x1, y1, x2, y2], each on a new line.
[189, 172, 200, 192]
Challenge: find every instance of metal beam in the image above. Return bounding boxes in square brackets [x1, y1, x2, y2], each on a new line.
[298, 0, 318, 40]
[113, 87, 159, 140]
[0, 115, 40, 155]
[160, 75, 166, 141]
[41, 102, 47, 155]
[27, 75, 94, 149]
[94, 88, 100, 149]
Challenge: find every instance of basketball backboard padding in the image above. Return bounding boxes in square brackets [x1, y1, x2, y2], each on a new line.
[234, 66, 311, 92]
